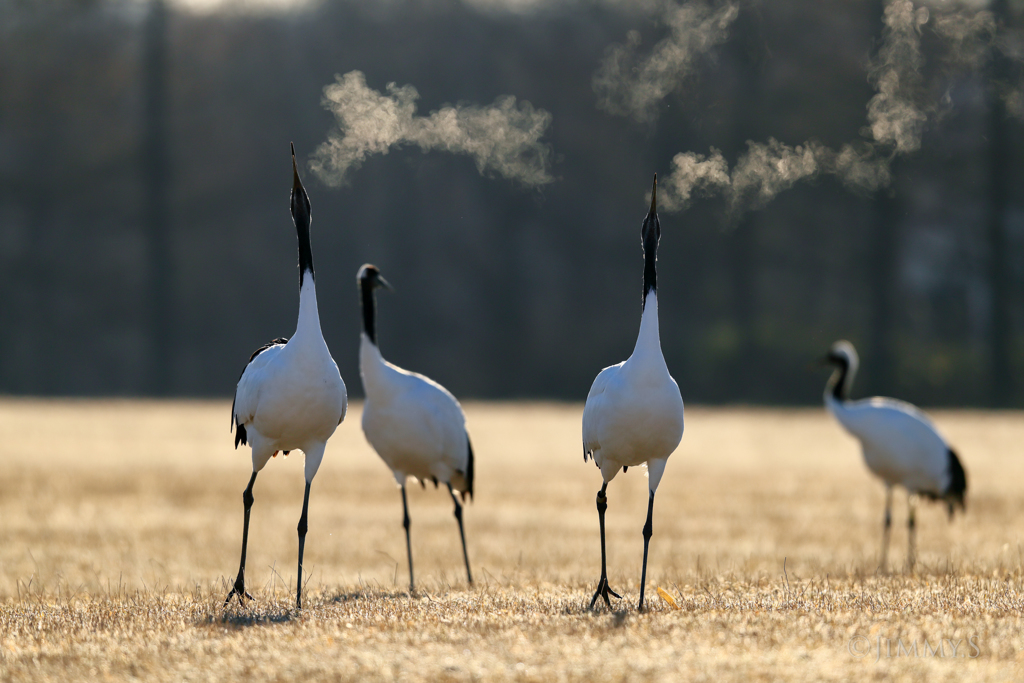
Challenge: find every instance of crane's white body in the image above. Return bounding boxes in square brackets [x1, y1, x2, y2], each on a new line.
[233, 277, 348, 482]
[583, 290, 684, 493]
[825, 394, 950, 496]
[360, 333, 470, 494]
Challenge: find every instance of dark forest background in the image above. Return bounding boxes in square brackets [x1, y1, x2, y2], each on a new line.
[1, 0, 1022, 405]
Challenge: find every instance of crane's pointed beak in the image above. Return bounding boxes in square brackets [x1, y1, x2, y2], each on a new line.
[376, 274, 394, 291]
[291, 142, 303, 193]
[649, 173, 657, 216]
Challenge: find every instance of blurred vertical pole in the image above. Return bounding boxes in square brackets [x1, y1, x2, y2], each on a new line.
[730, 216, 755, 378]
[143, 0, 172, 395]
[26, 199, 53, 393]
[727, 7, 763, 399]
[867, 0, 896, 397]
[868, 175, 898, 396]
[987, 0, 1011, 407]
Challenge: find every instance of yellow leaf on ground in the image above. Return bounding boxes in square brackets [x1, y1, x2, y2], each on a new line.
[656, 587, 679, 610]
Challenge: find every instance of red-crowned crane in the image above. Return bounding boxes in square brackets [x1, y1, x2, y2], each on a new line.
[225, 145, 348, 609]
[823, 340, 966, 570]
[582, 175, 684, 612]
[357, 264, 473, 592]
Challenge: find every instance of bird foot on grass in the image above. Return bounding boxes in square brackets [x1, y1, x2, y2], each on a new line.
[589, 577, 621, 610]
[224, 575, 254, 606]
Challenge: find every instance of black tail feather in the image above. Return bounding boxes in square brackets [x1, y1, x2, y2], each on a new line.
[234, 420, 247, 449]
[461, 435, 475, 503]
[945, 447, 967, 518]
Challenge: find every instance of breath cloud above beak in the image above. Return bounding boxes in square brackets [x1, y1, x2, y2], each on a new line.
[598, 0, 1019, 218]
[592, 0, 739, 124]
[311, 70, 555, 188]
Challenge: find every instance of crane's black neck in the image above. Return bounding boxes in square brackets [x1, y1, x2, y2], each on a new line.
[642, 230, 658, 310]
[297, 223, 314, 288]
[291, 182, 314, 288]
[830, 357, 850, 400]
[360, 278, 378, 345]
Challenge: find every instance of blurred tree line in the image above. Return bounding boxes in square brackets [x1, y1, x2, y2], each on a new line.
[1, 0, 1022, 406]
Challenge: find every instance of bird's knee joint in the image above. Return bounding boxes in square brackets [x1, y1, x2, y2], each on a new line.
[453, 505, 463, 522]
[642, 521, 653, 541]
[403, 514, 411, 531]
[243, 489, 254, 508]
[596, 490, 607, 512]
[297, 519, 308, 537]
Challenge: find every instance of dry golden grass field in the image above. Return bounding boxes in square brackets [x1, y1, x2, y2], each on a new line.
[1, 399, 1023, 681]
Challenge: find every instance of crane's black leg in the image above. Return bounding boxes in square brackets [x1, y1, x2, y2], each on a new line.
[638, 491, 655, 612]
[907, 494, 917, 572]
[225, 471, 258, 605]
[880, 485, 893, 572]
[401, 484, 414, 592]
[589, 482, 621, 610]
[448, 483, 473, 585]
[295, 481, 311, 609]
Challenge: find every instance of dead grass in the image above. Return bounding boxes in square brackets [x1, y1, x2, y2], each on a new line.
[1, 399, 1023, 681]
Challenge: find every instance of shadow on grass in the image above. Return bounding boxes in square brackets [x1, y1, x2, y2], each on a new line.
[329, 588, 410, 604]
[207, 608, 298, 627]
[202, 597, 300, 628]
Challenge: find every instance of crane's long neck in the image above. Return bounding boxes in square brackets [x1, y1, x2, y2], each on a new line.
[630, 224, 663, 360]
[289, 156, 318, 342]
[297, 214, 314, 290]
[294, 272, 323, 341]
[292, 212, 321, 341]
[359, 326, 397, 403]
[633, 290, 662, 358]
[826, 358, 853, 401]
[643, 232, 657, 310]
[360, 279, 378, 346]
[633, 226, 662, 357]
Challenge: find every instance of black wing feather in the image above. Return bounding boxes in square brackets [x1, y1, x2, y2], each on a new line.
[230, 337, 289, 449]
